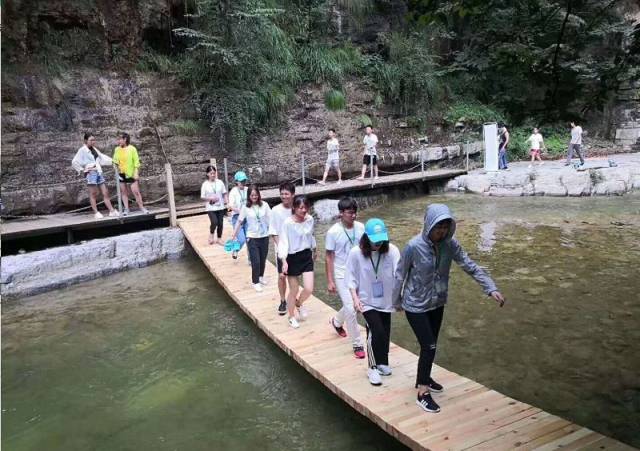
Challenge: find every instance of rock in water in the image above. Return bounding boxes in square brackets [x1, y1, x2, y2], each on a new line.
[313, 199, 340, 223]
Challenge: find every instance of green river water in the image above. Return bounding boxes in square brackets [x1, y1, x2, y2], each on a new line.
[3, 193, 639, 450]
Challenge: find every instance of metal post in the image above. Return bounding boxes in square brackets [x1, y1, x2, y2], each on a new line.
[369, 153, 374, 187]
[301, 153, 306, 194]
[210, 158, 217, 170]
[165, 163, 177, 227]
[420, 149, 425, 177]
[113, 164, 122, 215]
[465, 140, 469, 172]
[223, 158, 229, 190]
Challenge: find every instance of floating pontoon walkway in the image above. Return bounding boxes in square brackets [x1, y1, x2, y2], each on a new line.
[179, 215, 633, 451]
[2, 168, 464, 241]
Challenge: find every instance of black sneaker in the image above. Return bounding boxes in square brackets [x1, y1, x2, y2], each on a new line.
[416, 392, 440, 413]
[277, 300, 287, 316]
[427, 378, 444, 393]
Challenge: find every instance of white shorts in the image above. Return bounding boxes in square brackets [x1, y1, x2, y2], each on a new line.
[325, 158, 339, 170]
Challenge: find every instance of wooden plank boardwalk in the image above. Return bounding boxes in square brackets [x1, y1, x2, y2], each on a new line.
[179, 214, 634, 451]
[1, 168, 464, 241]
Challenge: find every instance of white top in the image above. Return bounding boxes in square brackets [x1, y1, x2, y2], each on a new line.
[363, 134, 378, 156]
[201, 179, 227, 211]
[268, 203, 293, 237]
[71, 145, 113, 174]
[228, 186, 248, 214]
[346, 244, 400, 313]
[277, 215, 317, 259]
[327, 138, 340, 160]
[570, 126, 583, 145]
[325, 221, 365, 279]
[527, 133, 544, 150]
[238, 202, 271, 238]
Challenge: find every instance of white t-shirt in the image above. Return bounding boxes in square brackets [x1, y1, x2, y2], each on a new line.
[346, 244, 400, 313]
[201, 179, 227, 211]
[325, 221, 365, 279]
[277, 215, 317, 259]
[228, 186, 248, 214]
[327, 138, 339, 160]
[268, 203, 292, 237]
[238, 202, 271, 238]
[571, 126, 583, 145]
[528, 133, 544, 150]
[363, 134, 378, 156]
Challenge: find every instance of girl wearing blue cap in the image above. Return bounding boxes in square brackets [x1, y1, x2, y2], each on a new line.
[232, 185, 271, 292]
[346, 218, 400, 386]
[228, 171, 249, 260]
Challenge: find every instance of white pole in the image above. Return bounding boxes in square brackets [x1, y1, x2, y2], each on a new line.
[223, 158, 229, 190]
[113, 164, 122, 215]
[369, 154, 374, 187]
[465, 140, 469, 172]
[165, 163, 177, 227]
[421, 149, 425, 176]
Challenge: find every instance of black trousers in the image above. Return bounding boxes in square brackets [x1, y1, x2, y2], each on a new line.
[405, 307, 445, 386]
[362, 310, 391, 368]
[207, 210, 225, 238]
[247, 236, 269, 284]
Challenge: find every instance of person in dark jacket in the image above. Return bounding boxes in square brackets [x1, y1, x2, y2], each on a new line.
[393, 203, 505, 414]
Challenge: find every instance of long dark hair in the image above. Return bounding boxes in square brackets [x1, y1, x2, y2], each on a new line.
[84, 132, 98, 159]
[359, 234, 389, 258]
[205, 165, 217, 179]
[292, 195, 311, 211]
[246, 184, 262, 207]
[120, 132, 130, 145]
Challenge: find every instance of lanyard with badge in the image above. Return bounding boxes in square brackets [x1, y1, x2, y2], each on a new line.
[370, 252, 384, 298]
[342, 226, 356, 253]
[253, 205, 267, 234]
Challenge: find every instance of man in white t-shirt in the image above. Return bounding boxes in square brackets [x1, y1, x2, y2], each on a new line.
[358, 126, 379, 180]
[319, 128, 342, 185]
[526, 128, 545, 168]
[268, 181, 295, 315]
[566, 121, 585, 166]
[326, 197, 366, 358]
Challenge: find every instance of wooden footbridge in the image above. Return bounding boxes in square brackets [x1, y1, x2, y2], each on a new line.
[179, 215, 633, 451]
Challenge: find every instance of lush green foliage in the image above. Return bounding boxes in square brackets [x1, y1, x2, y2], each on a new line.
[407, 0, 640, 123]
[324, 89, 347, 111]
[444, 101, 505, 127]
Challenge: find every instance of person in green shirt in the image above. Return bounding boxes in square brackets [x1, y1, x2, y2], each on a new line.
[112, 132, 148, 216]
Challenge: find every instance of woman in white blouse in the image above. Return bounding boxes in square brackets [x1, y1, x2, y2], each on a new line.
[277, 195, 317, 328]
[232, 185, 271, 292]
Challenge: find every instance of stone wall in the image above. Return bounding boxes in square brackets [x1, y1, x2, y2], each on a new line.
[1, 228, 185, 300]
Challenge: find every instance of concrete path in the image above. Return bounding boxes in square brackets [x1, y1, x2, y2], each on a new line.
[448, 153, 640, 196]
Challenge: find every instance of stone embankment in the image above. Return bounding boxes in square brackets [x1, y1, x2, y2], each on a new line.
[447, 153, 640, 196]
[1, 228, 185, 300]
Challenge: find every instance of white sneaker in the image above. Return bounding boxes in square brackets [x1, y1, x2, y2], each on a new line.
[259, 276, 267, 286]
[377, 364, 392, 376]
[122, 209, 130, 217]
[298, 305, 308, 321]
[141, 208, 150, 215]
[288, 317, 300, 329]
[374, 176, 379, 180]
[94, 212, 104, 219]
[318, 181, 326, 185]
[337, 180, 342, 185]
[108, 210, 120, 217]
[253, 283, 263, 292]
[528, 164, 533, 168]
[367, 368, 382, 386]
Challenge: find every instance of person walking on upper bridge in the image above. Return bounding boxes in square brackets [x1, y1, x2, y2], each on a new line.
[393, 203, 505, 414]
[319, 128, 343, 185]
[72, 132, 119, 219]
[112, 132, 149, 216]
[565, 121, 585, 167]
[357, 126, 379, 181]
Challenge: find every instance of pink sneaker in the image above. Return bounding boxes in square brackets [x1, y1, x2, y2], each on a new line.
[353, 346, 365, 359]
[330, 318, 347, 338]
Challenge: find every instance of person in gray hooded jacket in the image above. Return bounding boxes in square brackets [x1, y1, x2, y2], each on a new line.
[393, 203, 505, 414]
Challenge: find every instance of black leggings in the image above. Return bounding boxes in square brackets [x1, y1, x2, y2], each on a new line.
[248, 236, 269, 284]
[405, 307, 445, 386]
[207, 210, 225, 237]
[362, 310, 391, 368]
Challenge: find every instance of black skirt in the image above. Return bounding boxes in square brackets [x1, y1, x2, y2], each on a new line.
[285, 249, 314, 276]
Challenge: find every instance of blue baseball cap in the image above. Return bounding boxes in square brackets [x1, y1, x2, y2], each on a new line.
[234, 171, 248, 182]
[365, 218, 389, 243]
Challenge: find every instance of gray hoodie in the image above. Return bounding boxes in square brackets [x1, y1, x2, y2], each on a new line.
[392, 204, 497, 313]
